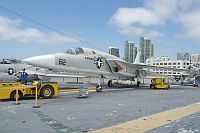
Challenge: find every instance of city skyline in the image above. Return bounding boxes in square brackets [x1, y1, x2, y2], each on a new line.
[0, 0, 200, 59]
[108, 46, 120, 58]
[109, 38, 199, 63]
[124, 40, 136, 63]
[139, 37, 154, 63]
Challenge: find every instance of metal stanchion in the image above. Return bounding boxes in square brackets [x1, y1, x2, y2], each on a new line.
[33, 86, 40, 108]
[77, 84, 88, 98]
[15, 87, 21, 105]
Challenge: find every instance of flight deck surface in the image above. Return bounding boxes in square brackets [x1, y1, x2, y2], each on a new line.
[0, 85, 200, 133]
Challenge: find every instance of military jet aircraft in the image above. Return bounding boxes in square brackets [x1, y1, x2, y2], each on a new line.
[0, 58, 87, 83]
[0, 58, 48, 82]
[182, 63, 200, 86]
[23, 47, 183, 87]
[188, 63, 200, 77]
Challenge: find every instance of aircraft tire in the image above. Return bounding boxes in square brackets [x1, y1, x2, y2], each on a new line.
[10, 90, 23, 101]
[137, 81, 140, 87]
[108, 80, 112, 87]
[151, 85, 155, 89]
[150, 84, 152, 88]
[96, 88, 102, 92]
[40, 85, 54, 99]
[96, 84, 103, 92]
[194, 84, 198, 87]
[168, 85, 170, 89]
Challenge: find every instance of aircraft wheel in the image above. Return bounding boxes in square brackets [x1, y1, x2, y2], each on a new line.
[168, 85, 170, 89]
[150, 84, 152, 88]
[108, 80, 112, 87]
[40, 85, 54, 99]
[96, 88, 102, 92]
[10, 90, 23, 101]
[194, 84, 198, 87]
[137, 81, 140, 87]
[96, 84, 103, 92]
[152, 85, 156, 89]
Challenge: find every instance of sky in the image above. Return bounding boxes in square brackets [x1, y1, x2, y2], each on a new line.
[0, 0, 200, 60]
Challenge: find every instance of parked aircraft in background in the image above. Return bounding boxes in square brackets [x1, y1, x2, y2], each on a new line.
[182, 63, 200, 86]
[188, 63, 200, 77]
[23, 47, 183, 87]
[0, 58, 46, 82]
[0, 58, 86, 82]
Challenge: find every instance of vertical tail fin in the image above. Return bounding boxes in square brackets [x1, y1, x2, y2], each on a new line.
[133, 48, 141, 64]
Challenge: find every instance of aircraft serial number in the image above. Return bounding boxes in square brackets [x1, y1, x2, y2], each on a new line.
[58, 59, 66, 65]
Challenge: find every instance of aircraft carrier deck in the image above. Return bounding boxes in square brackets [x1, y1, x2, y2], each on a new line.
[1, 85, 200, 133]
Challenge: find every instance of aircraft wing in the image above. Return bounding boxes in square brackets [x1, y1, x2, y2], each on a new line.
[25, 70, 46, 76]
[132, 63, 186, 71]
[106, 59, 186, 75]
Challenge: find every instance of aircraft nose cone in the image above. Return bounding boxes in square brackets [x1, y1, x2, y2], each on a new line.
[23, 55, 55, 67]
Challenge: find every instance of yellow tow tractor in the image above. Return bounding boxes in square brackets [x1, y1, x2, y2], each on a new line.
[0, 81, 58, 100]
[150, 77, 170, 89]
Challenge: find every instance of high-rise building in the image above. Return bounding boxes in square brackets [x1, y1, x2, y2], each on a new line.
[151, 43, 154, 58]
[177, 53, 190, 61]
[108, 46, 120, 58]
[191, 54, 200, 63]
[139, 37, 154, 63]
[124, 41, 137, 63]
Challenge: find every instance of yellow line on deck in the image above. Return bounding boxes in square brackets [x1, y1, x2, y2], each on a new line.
[59, 89, 79, 92]
[59, 88, 96, 93]
[90, 102, 200, 133]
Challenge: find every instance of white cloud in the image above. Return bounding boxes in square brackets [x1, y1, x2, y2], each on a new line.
[109, 7, 164, 38]
[109, 0, 173, 38]
[0, 16, 78, 44]
[109, 8, 163, 27]
[179, 11, 200, 40]
[145, 30, 163, 38]
[109, 0, 200, 40]
[145, 0, 178, 19]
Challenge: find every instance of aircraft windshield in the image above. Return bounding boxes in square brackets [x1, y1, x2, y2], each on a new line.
[66, 48, 76, 54]
[66, 48, 84, 54]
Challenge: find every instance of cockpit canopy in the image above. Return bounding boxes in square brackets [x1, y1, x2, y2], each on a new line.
[66, 48, 84, 54]
[66, 47, 96, 55]
[193, 63, 200, 68]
